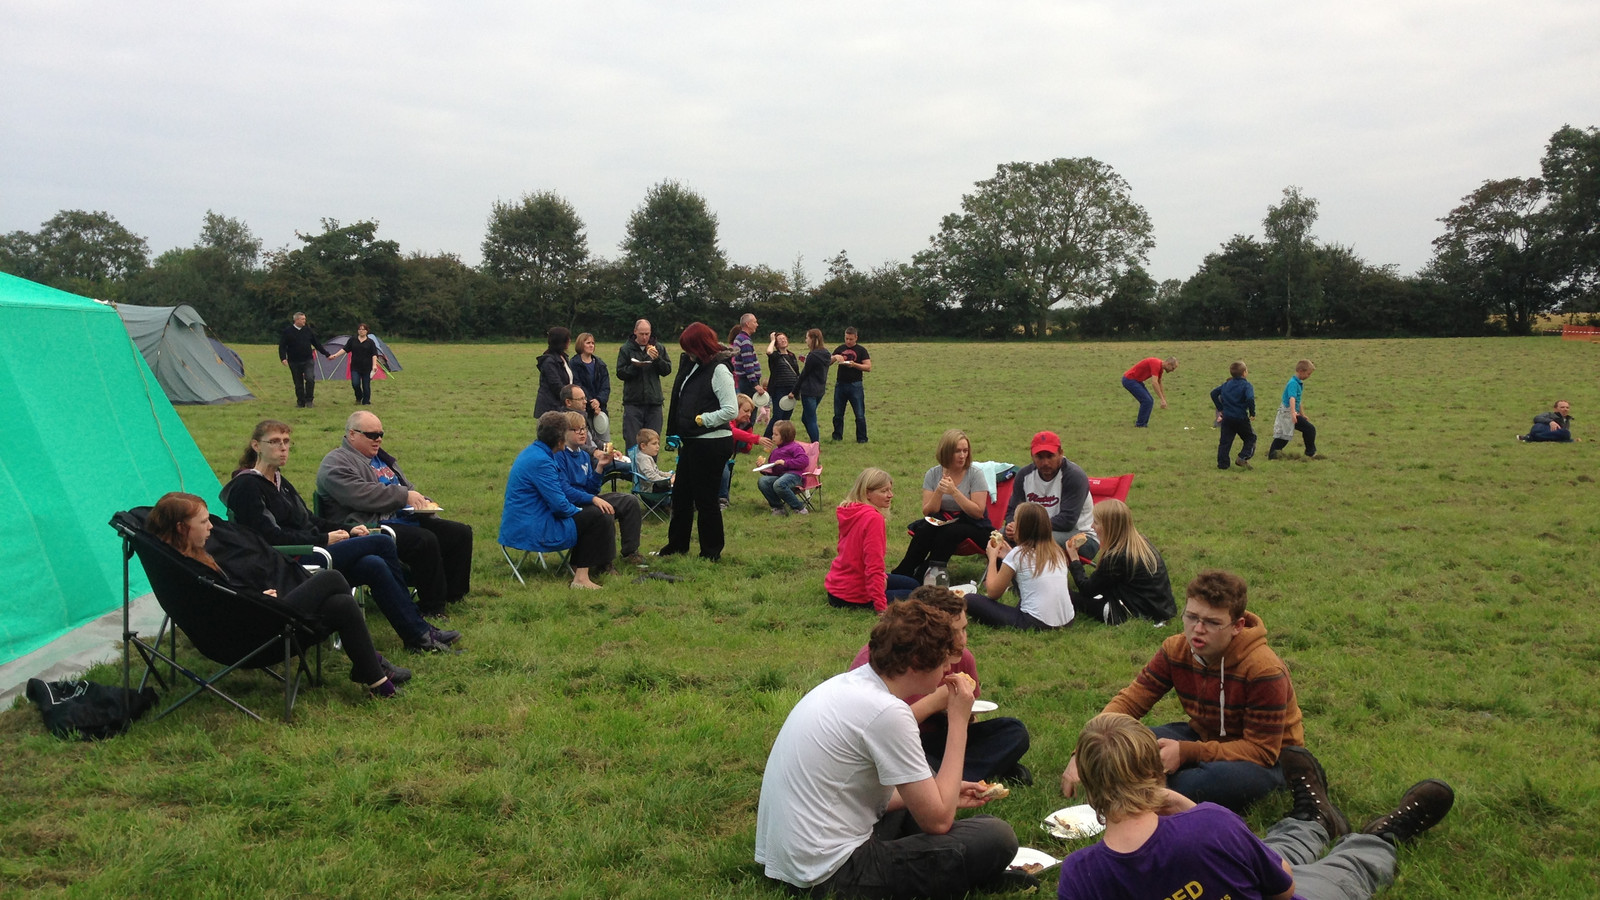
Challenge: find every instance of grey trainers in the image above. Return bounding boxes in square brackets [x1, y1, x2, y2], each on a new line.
[1281, 746, 1349, 840]
[1362, 779, 1455, 845]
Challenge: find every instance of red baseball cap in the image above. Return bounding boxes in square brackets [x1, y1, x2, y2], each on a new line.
[1030, 431, 1062, 456]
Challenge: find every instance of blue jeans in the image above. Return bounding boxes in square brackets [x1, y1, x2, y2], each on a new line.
[351, 367, 372, 404]
[325, 534, 429, 644]
[1151, 722, 1286, 813]
[831, 381, 867, 442]
[758, 472, 804, 510]
[799, 395, 822, 442]
[1525, 422, 1573, 442]
[1123, 376, 1154, 426]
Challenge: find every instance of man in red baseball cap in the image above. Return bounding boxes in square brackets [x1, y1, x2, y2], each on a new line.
[1003, 430, 1098, 559]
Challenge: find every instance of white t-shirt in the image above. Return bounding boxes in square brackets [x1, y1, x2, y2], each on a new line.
[1003, 545, 1075, 627]
[755, 665, 933, 887]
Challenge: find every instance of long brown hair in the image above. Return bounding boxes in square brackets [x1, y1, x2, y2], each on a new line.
[1012, 502, 1067, 574]
[147, 492, 221, 571]
[236, 419, 291, 471]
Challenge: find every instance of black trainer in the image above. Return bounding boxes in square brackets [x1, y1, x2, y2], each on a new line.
[378, 655, 412, 685]
[1281, 746, 1349, 840]
[406, 634, 454, 654]
[429, 626, 461, 645]
[1362, 779, 1455, 845]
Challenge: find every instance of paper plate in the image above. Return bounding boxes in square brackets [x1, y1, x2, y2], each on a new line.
[970, 700, 998, 714]
[1007, 847, 1060, 873]
[1043, 805, 1105, 840]
[778, 395, 796, 411]
[592, 411, 610, 434]
[751, 391, 771, 408]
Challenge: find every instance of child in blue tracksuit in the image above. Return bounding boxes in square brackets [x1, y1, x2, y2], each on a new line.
[1210, 361, 1256, 470]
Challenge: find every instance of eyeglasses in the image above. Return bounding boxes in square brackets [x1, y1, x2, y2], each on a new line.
[1181, 612, 1233, 631]
[354, 430, 385, 440]
[261, 438, 293, 448]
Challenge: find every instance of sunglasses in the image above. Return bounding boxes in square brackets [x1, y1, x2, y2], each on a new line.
[354, 430, 385, 440]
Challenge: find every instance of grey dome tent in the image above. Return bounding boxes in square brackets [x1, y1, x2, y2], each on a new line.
[314, 334, 403, 381]
[113, 303, 254, 405]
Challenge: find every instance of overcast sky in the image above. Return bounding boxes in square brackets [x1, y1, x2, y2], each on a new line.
[3, 1, 1595, 284]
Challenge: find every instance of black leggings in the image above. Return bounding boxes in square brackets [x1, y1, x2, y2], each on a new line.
[568, 503, 616, 571]
[281, 570, 384, 685]
[893, 517, 990, 578]
[662, 436, 734, 560]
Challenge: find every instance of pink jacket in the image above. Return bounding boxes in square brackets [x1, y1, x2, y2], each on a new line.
[824, 502, 889, 611]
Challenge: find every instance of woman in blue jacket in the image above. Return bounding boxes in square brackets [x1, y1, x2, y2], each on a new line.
[500, 410, 616, 588]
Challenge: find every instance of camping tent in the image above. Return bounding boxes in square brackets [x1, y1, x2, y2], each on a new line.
[209, 337, 245, 378]
[0, 273, 222, 666]
[314, 334, 404, 381]
[114, 303, 254, 404]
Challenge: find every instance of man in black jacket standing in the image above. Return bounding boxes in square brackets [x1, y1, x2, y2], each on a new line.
[279, 312, 331, 408]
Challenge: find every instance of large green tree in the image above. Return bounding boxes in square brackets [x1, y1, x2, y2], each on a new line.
[916, 158, 1154, 337]
[1429, 178, 1553, 335]
[255, 219, 402, 332]
[1538, 124, 1600, 310]
[1262, 186, 1320, 338]
[622, 180, 725, 326]
[481, 191, 589, 335]
[0, 209, 149, 298]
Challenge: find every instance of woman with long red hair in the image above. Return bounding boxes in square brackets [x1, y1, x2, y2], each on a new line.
[657, 322, 738, 560]
[146, 492, 404, 698]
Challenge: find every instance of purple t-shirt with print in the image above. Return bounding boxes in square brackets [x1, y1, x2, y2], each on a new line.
[1056, 803, 1295, 900]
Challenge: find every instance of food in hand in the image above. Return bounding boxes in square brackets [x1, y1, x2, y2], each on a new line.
[989, 529, 1004, 546]
[975, 781, 1010, 801]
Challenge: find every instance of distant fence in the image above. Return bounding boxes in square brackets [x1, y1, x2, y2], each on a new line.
[1561, 325, 1599, 341]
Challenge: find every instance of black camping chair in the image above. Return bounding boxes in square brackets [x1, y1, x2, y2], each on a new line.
[113, 508, 331, 723]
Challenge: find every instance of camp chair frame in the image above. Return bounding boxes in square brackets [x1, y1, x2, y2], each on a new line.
[500, 544, 574, 584]
[628, 444, 674, 524]
[795, 441, 824, 512]
[113, 510, 326, 724]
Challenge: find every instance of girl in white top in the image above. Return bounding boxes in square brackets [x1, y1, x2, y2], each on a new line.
[968, 502, 1074, 630]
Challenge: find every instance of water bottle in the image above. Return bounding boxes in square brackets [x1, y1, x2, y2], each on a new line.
[935, 569, 949, 588]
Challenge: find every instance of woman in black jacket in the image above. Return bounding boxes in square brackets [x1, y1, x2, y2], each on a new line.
[658, 322, 739, 561]
[1065, 499, 1176, 625]
[792, 328, 832, 442]
[534, 326, 573, 417]
[763, 331, 800, 438]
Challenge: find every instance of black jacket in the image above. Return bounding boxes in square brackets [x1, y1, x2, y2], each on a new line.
[279, 325, 327, 363]
[220, 470, 341, 547]
[1068, 550, 1176, 624]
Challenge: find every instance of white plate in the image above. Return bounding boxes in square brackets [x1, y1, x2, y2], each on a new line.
[1008, 846, 1060, 872]
[778, 395, 796, 411]
[402, 506, 443, 515]
[1043, 805, 1105, 840]
[923, 516, 950, 526]
[970, 699, 998, 714]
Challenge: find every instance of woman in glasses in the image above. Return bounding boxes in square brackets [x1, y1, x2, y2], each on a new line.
[221, 419, 461, 653]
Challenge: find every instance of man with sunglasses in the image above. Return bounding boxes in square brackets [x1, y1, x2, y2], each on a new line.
[317, 411, 474, 618]
[1059, 569, 1305, 814]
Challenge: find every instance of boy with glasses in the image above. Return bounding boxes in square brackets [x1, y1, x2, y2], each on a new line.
[1060, 570, 1305, 813]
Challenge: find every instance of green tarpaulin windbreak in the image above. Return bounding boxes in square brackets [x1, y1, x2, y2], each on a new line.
[0, 272, 221, 665]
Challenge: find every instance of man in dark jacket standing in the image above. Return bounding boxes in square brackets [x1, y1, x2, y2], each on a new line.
[279, 312, 332, 408]
[616, 318, 672, 450]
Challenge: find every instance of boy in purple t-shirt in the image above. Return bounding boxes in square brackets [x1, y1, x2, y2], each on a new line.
[1056, 713, 1454, 900]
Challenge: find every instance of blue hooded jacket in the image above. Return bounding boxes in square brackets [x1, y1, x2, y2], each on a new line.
[499, 441, 581, 552]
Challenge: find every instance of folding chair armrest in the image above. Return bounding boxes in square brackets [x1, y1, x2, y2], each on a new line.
[275, 545, 332, 568]
[378, 524, 397, 538]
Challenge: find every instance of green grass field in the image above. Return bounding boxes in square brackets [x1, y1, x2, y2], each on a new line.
[2, 337, 1596, 899]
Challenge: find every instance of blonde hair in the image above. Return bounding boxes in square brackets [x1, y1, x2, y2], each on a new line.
[842, 467, 891, 507]
[1012, 502, 1067, 574]
[1295, 359, 1316, 375]
[1075, 713, 1169, 824]
[636, 428, 661, 448]
[563, 411, 586, 430]
[736, 393, 754, 419]
[934, 429, 971, 469]
[1092, 499, 1160, 575]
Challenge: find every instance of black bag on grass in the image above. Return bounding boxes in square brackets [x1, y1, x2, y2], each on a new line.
[25, 679, 158, 741]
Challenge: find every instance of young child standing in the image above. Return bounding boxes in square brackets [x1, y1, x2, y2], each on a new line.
[1210, 360, 1257, 470]
[757, 421, 811, 516]
[631, 428, 674, 491]
[1269, 359, 1318, 460]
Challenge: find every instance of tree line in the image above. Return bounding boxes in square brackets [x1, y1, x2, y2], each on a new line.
[3, 125, 1594, 343]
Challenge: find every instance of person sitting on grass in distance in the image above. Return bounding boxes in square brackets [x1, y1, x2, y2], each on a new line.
[1065, 499, 1176, 625]
[893, 428, 991, 586]
[148, 492, 406, 698]
[757, 420, 811, 517]
[556, 411, 646, 568]
[221, 419, 459, 654]
[1211, 359, 1258, 470]
[720, 393, 775, 510]
[825, 468, 921, 611]
[1518, 399, 1575, 443]
[500, 411, 616, 590]
[1055, 712, 1455, 900]
[1269, 359, 1320, 460]
[631, 428, 674, 491]
[1061, 570, 1304, 814]
[1003, 430, 1099, 560]
[849, 586, 1034, 786]
[755, 597, 1031, 899]
[971, 502, 1075, 631]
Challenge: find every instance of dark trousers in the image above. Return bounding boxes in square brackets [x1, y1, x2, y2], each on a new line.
[1151, 722, 1285, 813]
[964, 592, 1056, 631]
[832, 381, 867, 442]
[1525, 422, 1573, 442]
[351, 368, 372, 404]
[569, 503, 616, 570]
[1218, 416, 1257, 468]
[801, 809, 1017, 900]
[384, 517, 474, 615]
[893, 518, 990, 579]
[662, 435, 734, 560]
[597, 492, 642, 557]
[763, 399, 796, 438]
[918, 714, 1031, 782]
[826, 574, 921, 611]
[622, 404, 662, 452]
[290, 358, 317, 406]
[1123, 376, 1153, 426]
[1270, 416, 1317, 457]
[325, 534, 428, 644]
[282, 570, 382, 685]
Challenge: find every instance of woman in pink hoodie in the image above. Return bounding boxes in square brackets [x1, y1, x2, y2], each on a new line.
[824, 468, 921, 611]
